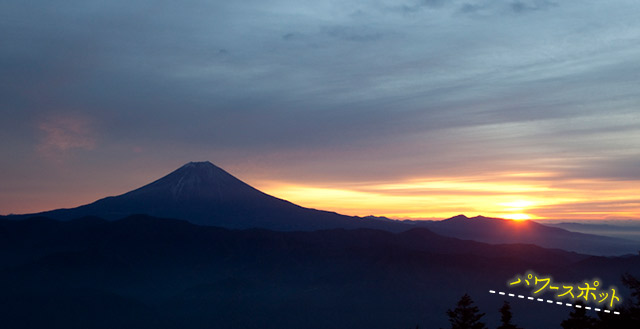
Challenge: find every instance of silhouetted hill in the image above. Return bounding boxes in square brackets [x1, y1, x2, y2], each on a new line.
[0, 215, 638, 329]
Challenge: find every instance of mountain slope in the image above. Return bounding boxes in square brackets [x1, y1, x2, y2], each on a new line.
[7, 162, 400, 231]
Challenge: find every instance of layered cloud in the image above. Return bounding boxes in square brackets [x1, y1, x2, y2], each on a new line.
[1, 0, 639, 218]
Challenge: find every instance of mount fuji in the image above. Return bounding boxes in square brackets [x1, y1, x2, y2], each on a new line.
[8, 161, 400, 231]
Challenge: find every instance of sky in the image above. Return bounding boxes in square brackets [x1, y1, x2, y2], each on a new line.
[1, 0, 640, 220]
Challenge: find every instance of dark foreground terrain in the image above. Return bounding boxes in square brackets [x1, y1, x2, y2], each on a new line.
[1, 215, 638, 329]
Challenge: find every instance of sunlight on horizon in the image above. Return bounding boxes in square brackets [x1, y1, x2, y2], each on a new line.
[255, 172, 640, 221]
[503, 214, 531, 221]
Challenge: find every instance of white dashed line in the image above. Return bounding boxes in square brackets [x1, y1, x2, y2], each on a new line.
[488, 289, 619, 315]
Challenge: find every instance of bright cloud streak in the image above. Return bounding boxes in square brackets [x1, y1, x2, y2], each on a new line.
[256, 173, 640, 220]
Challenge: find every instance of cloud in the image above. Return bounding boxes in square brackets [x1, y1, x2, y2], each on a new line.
[1, 0, 640, 217]
[509, 0, 557, 13]
[36, 115, 96, 160]
[282, 33, 297, 40]
[458, 0, 557, 15]
[530, 199, 640, 220]
[322, 25, 383, 42]
[396, 0, 448, 13]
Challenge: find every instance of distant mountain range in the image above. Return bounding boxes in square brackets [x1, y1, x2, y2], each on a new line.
[546, 222, 640, 242]
[5, 161, 639, 256]
[410, 215, 639, 256]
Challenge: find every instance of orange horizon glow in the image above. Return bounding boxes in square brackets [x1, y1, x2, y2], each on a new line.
[254, 171, 640, 221]
[502, 214, 531, 221]
[4, 169, 640, 222]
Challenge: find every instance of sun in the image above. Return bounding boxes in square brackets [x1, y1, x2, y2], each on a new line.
[503, 213, 531, 221]
[499, 200, 536, 221]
